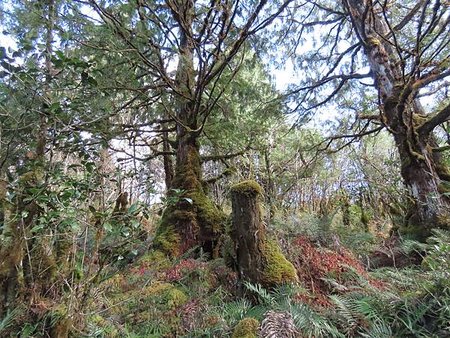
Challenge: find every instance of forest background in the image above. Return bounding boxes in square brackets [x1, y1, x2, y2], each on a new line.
[1, 0, 450, 337]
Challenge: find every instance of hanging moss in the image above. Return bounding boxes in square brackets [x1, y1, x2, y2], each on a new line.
[260, 239, 298, 286]
[232, 317, 259, 338]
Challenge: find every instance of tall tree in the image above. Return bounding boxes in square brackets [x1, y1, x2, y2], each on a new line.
[285, 0, 450, 239]
[84, 0, 295, 255]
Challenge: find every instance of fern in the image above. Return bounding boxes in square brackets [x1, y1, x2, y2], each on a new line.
[400, 239, 426, 255]
[0, 308, 21, 334]
[243, 281, 275, 306]
[359, 319, 393, 338]
[218, 298, 253, 324]
[291, 303, 343, 338]
[329, 294, 359, 332]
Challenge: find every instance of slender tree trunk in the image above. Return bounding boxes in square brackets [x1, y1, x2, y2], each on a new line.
[344, 0, 450, 239]
[264, 149, 276, 220]
[162, 126, 174, 191]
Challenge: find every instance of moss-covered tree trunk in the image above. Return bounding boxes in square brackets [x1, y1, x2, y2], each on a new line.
[390, 114, 450, 239]
[345, 0, 450, 239]
[230, 180, 298, 288]
[162, 125, 174, 191]
[154, 0, 224, 257]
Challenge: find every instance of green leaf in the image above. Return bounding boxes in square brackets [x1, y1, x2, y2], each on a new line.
[127, 203, 139, 215]
[31, 224, 44, 233]
[103, 223, 113, 232]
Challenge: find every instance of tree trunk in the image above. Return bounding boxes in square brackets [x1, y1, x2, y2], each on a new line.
[162, 126, 174, 191]
[344, 0, 450, 239]
[230, 180, 298, 289]
[392, 123, 449, 239]
[263, 149, 276, 221]
[154, 0, 224, 256]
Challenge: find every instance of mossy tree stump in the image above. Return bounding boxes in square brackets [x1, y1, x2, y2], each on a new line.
[230, 180, 298, 288]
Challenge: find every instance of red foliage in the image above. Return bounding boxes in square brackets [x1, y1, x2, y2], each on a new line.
[164, 258, 207, 282]
[290, 236, 382, 306]
[178, 298, 202, 332]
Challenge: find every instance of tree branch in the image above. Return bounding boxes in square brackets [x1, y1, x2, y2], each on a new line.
[419, 102, 450, 136]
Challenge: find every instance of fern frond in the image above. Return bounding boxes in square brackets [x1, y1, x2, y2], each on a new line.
[260, 311, 298, 338]
[0, 307, 21, 333]
[329, 294, 359, 332]
[290, 303, 343, 338]
[243, 281, 275, 306]
[359, 318, 393, 338]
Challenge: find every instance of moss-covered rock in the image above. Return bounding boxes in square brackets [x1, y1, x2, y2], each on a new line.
[260, 239, 298, 285]
[232, 317, 259, 338]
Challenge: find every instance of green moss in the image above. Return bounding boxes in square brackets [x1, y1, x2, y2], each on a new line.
[103, 273, 127, 293]
[366, 35, 381, 46]
[166, 287, 189, 309]
[138, 250, 172, 271]
[189, 190, 226, 234]
[91, 315, 120, 337]
[153, 222, 181, 257]
[231, 180, 264, 196]
[232, 317, 259, 338]
[260, 239, 298, 286]
[144, 282, 188, 310]
[154, 187, 225, 257]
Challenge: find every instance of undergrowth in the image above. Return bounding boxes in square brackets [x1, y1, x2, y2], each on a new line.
[4, 215, 449, 337]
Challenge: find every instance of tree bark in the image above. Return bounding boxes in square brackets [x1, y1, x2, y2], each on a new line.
[344, 0, 450, 239]
[230, 180, 298, 289]
[154, 0, 225, 256]
[231, 181, 266, 285]
[162, 126, 174, 191]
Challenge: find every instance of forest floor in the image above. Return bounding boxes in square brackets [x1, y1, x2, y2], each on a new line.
[83, 213, 450, 337]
